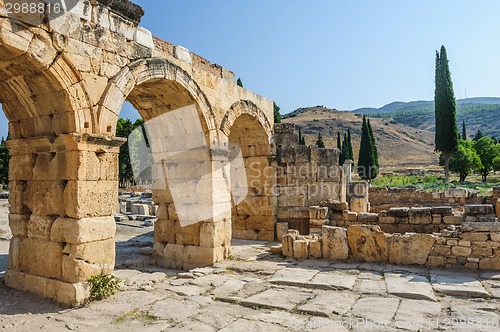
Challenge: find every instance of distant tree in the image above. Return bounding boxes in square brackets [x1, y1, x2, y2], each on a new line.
[298, 128, 306, 146]
[462, 120, 467, 140]
[116, 118, 148, 187]
[449, 140, 482, 182]
[273, 102, 281, 124]
[237, 78, 243, 87]
[367, 118, 379, 170]
[337, 132, 342, 164]
[340, 133, 347, 166]
[492, 156, 500, 174]
[357, 116, 378, 181]
[473, 130, 483, 141]
[347, 128, 354, 161]
[474, 136, 499, 181]
[0, 135, 10, 187]
[434, 45, 459, 183]
[316, 132, 325, 149]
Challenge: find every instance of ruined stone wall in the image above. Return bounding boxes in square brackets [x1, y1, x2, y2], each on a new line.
[369, 187, 486, 212]
[275, 123, 343, 234]
[284, 204, 500, 270]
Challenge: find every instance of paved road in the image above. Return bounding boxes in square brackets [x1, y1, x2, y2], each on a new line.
[0, 238, 499, 331]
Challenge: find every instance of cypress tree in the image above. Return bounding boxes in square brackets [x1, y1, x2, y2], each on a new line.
[473, 130, 483, 141]
[237, 78, 243, 87]
[337, 132, 342, 164]
[0, 136, 10, 186]
[298, 128, 306, 145]
[367, 118, 379, 170]
[316, 132, 325, 148]
[462, 120, 467, 140]
[347, 128, 354, 161]
[273, 102, 281, 124]
[340, 133, 348, 166]
[357, 116, 378, 181]
[434, 46, 459, 182]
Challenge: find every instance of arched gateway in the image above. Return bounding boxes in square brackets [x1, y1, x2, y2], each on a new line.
[0, 0, 274, 304]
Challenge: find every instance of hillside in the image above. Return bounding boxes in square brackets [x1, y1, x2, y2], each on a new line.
[282, 106, 438, 169]
[353, 98, 500, 139]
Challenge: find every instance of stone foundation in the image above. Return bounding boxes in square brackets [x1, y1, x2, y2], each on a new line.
[282, 222, 500, 270]
[369, 187, 486, 212]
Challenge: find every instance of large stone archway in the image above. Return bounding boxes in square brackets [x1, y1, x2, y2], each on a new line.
[222, 101, 276, 241]
[0, 0, 274, 305]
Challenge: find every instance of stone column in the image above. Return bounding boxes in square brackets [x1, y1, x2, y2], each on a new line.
[152, 147, 232, 270]
[6, 134, 124, 305]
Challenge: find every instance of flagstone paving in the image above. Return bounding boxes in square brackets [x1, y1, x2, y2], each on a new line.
[1, 234, 500, 331]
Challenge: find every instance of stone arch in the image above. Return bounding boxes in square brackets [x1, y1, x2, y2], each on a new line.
[220, 100, 273, 141]
[226, 108, 276, 241]
[96, 57, 218, 144]
[0, 19, 95, 138]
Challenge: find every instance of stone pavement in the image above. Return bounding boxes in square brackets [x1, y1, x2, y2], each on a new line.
[1, 238, 499, 331]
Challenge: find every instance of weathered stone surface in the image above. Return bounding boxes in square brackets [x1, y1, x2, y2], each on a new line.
[465, 204, 494, 215]
[431, 273, 490, 298]
[293, 240, 308, 260]
[308, 240, 322, 258]
[50, 216, 116, 244]
[19, 239, 63, 280]
[351, 297, 400, 326]
[388, 233, 435, 265]
[269, 268, 318, 287]
[322, 226, 348, 260]
[393, 299, 442, 330]
[347, 225, 389, 262]
[357, 212, 378, 223]
[385, 272, 437, 301]
[242, 288, 314, 311]
[308, 270, 358, 291]
[297, 290, 358, 317]
[479, 257, 500, 270]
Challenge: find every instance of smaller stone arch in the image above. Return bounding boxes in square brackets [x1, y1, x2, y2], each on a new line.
[96, 57, 218, 144]
[220, 100, 273, 141]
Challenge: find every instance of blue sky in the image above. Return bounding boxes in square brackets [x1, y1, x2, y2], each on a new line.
[2, 0, 500, 138]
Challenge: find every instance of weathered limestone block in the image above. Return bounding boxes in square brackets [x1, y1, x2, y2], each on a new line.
[200, 221, 231, 248]
[19, 238, 63, 280]
[350, 197, 368, 214]
[309, 240, 322, 258]
[322, 226, 349, 260]
[445, 188, 468, 198]
[465, 204, 494, 215]
[50, 216, 116, 244]
[389, 233, 435, 265]
[309, 206, 320, 219]
[160, 244, 227, 270]
[479, 257, 500, 270]
[62, 239, 115, 283]
[293, 240, 308, 260]
[8, 236, 22, 271]
[347, 225, 389, 262]
[452, 246, 473, 257]
[174, 220, 201, 246]
[357, 213, 378, 223]
[432, 215, 442, 225]
[8, 214, 29, 237]
[8, 154, 35, 181]
[237, 196, 275, 216]
[8, 181, 31, 214]
[379, 216, 396, 224]
[427, 256, 446, 267]
[462, 222, 500, 232]
[388, 207, 410, 218]
[27, 215, 57, 240]
[409, 207, 432, 225]
[276, 222, 289, 240]
[496, 199, 500, 220]
[491, 232, 500, 242]
[431, 206, 453, 216]
[460, 232, 490, 242]
[23, 181, 65, 216]
[131, 203, 149, 215]
[443, 215, 464, 225]
[282, 230, 299, 257]
[63, 180, 118, 218]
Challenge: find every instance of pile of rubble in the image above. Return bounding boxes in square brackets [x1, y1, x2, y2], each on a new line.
[115, 191, 158, 226]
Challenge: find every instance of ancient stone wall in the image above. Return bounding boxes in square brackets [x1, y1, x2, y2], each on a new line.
[284, 204, 499, 270]
[275, 123, 343, 234]
[0, 0, 275, 304]
[369, 187, 486, 212]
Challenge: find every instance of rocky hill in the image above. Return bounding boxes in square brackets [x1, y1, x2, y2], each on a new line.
[353, 98, 500, 139]
[282, 106, 438, 169]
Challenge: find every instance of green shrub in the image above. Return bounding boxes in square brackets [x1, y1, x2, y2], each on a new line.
[88, 274, 121, 301]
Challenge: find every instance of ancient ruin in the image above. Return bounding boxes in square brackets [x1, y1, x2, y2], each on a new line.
[1, 0, 500, 308]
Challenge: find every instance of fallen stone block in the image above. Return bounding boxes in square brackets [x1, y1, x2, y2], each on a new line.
[347, 225, 389, 262]
[465, 204, 494, 216]
[293, 240, 308, 260]
[389, 233, 435, 265]
[322, 226, 348, 260]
